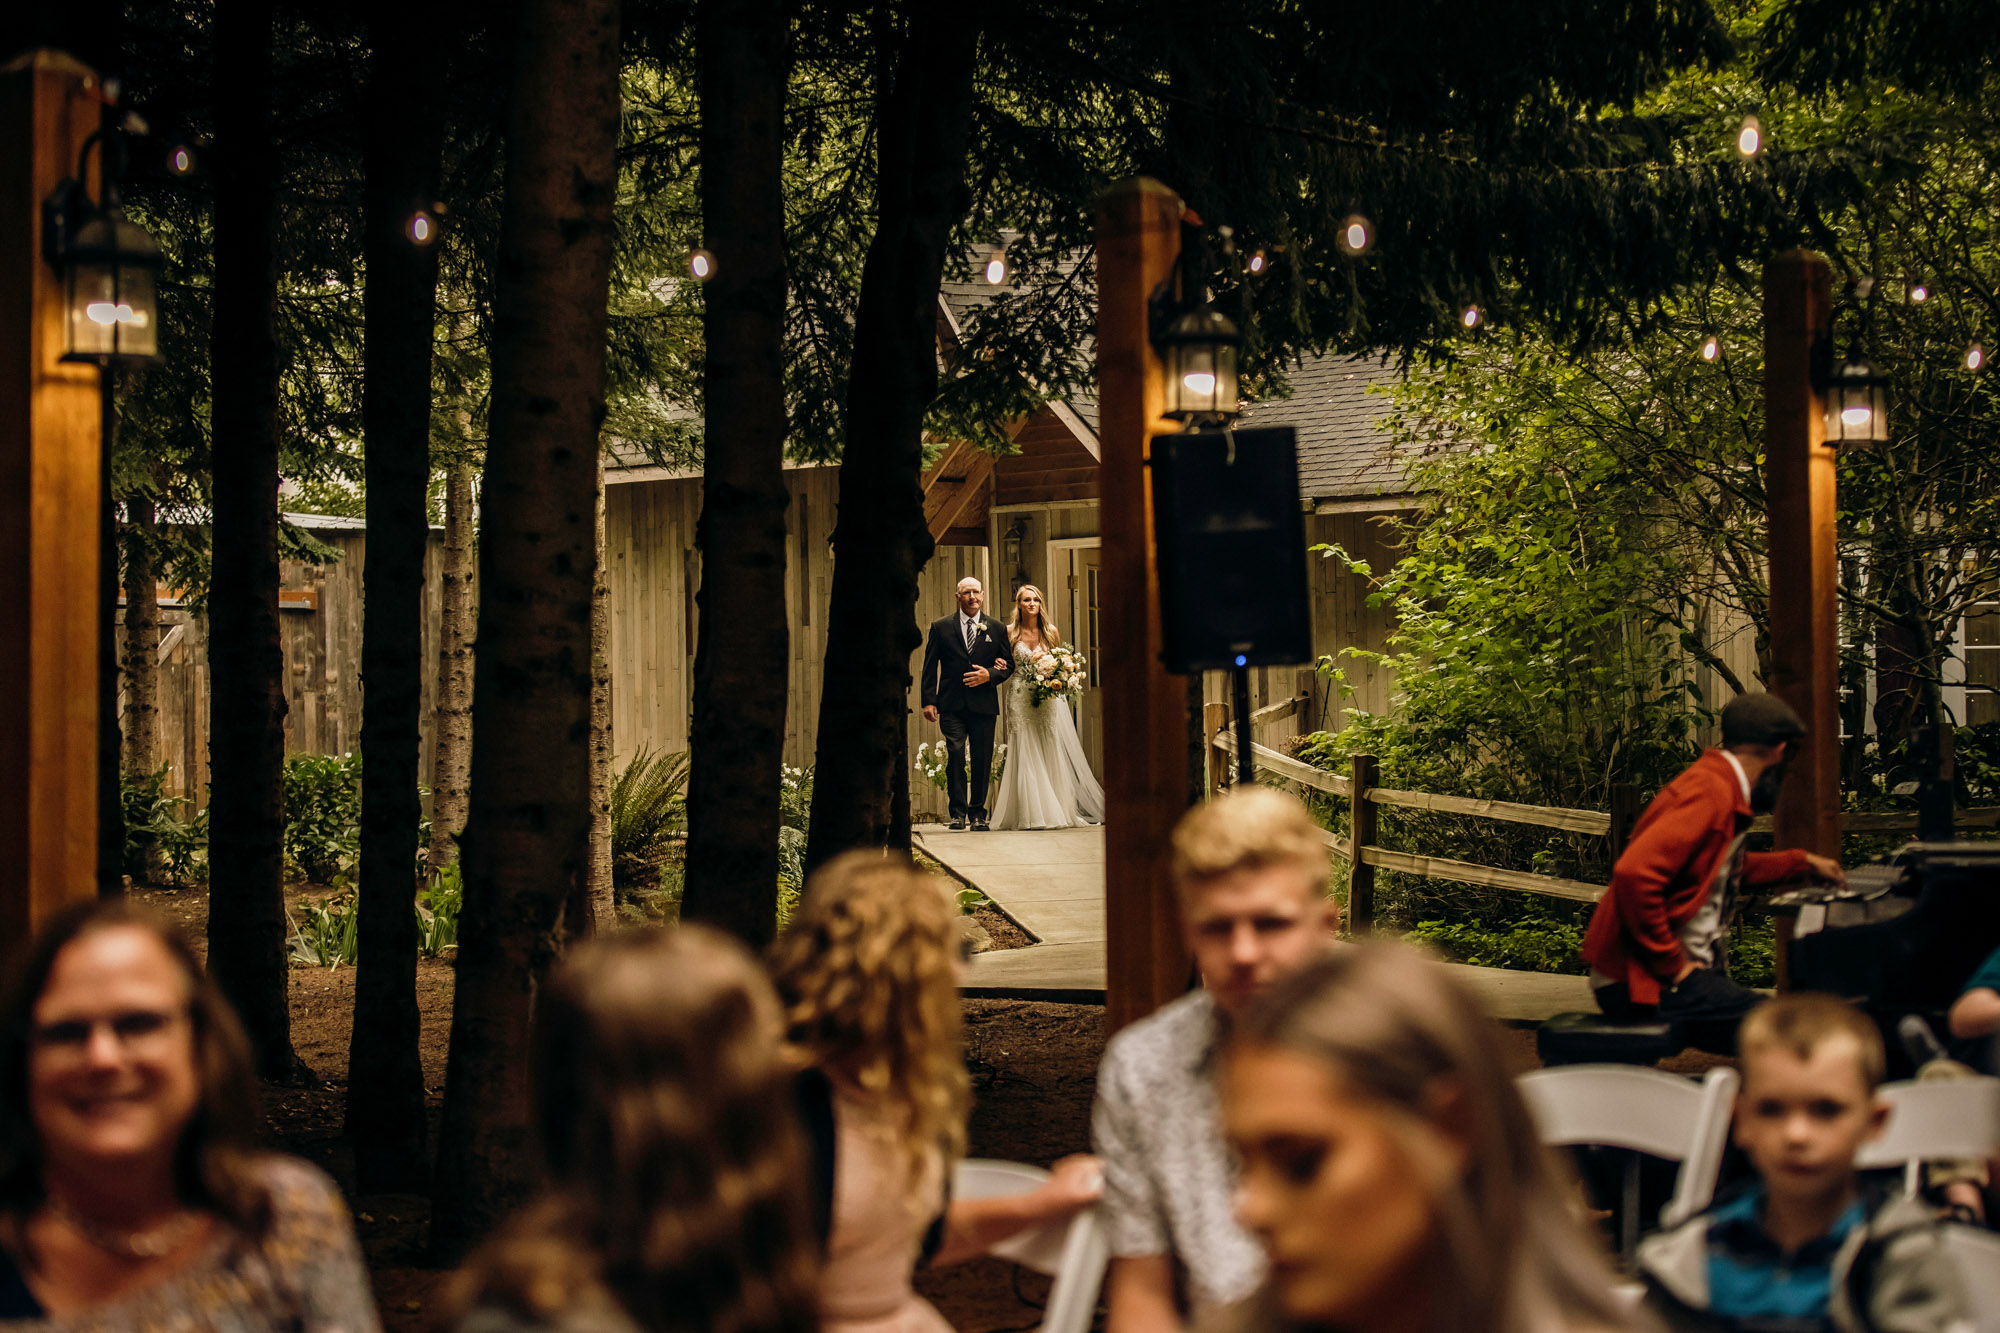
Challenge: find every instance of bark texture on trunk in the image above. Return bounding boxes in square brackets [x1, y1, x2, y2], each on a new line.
[427, 457, 475, 870]
[348, 0, 446, 1194]
[121, 492, 165, 885]
[804, 12, 980, 872]
[208, 0, 295, 1079]
[680, 0, 791, 945]
[428, 0, 622, 1263]
[584, 456, 614, 929]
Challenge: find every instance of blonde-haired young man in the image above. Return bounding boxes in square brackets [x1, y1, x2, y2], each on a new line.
[1093, 786, 1340, 1333]
[1639, 995, 1976, 1331]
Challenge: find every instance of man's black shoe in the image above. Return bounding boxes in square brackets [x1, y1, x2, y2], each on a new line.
[948, 818, 968, 831]
[972, 820, 991, 832]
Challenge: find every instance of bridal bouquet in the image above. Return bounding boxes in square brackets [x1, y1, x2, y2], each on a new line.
[1025, 645, 1088, 707]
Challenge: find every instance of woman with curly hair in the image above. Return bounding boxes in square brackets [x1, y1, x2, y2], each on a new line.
[770, 852, 1100, 1333]
[1218, 944, 1650, 1333]
[450, 927, 818, 1333]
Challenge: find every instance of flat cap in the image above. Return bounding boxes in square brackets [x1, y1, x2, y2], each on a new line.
[1721, 692, 1807, 747]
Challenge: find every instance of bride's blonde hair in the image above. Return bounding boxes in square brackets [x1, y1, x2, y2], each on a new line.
[1007, 584, 1061, 648]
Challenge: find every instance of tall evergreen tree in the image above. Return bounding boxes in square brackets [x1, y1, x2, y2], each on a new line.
[679, 0, 793, 943]
[207, 0, 296, 1080]
[430, 0, 623, 1261]
[348, 0, 450, 1193]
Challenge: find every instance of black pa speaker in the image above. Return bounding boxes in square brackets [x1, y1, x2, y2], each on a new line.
[1149, 426, 1312, 674]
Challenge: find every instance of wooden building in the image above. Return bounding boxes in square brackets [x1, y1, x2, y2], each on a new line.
[602, 298, 1417, 817]
[129, 514, 449, 807]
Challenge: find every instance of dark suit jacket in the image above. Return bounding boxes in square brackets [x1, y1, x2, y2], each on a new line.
[921, 612, 1014, 716]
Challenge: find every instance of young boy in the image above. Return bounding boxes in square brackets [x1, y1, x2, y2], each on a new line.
[1638, 995, 1971, 1332]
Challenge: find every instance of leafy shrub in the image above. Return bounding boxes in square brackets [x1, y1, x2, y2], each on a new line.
[418, 863, 462, 957]
[1403, 915, 1587, 975]
[120, 765, 206, 885]
[283, 752, 362, 884]
[1728, 917, 1777, 990]
[777, 825, 808, 928]
[913, 742, 1007, 793]
[289, 891, 360, 968]
[611, 748, 690, 902]
[780, 764, 813, 831]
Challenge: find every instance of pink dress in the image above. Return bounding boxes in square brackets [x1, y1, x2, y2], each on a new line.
[818, 1093, 953, 1333]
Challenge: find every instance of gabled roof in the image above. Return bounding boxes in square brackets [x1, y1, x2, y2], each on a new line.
[1238, 354, 1415, 505]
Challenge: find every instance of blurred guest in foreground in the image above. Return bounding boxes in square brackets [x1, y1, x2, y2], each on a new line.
[451, 926, 819, 1333]
[770, 852, 1099, 1333]
[1219, 944, 1646, 1333]
[0, 900, 377, 1330]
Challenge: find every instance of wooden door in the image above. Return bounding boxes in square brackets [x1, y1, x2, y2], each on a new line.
[1065, 544, 1105, 778]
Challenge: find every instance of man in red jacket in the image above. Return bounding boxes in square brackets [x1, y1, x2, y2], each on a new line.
[1582, 693, 1844, 1052]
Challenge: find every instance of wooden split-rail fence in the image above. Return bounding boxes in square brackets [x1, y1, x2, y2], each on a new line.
[1204, 688, 2000, 933]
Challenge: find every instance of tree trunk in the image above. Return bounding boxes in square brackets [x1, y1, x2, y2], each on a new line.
[208, 0, 296, 1081]
[427, 456, 475, 869]
[347, 0, 447, 1194]
[679, 0, 791, 945]
[429, 0, 622, 1263]
[121, 491, 166, 885]
[804, 11, 980, 873]
[583, 456, 615, 929]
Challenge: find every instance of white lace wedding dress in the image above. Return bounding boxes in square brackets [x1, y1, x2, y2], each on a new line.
[989, 641, 1105, 830]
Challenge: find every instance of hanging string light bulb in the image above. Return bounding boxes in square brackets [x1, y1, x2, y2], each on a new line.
[689, 247, 716, 280]
[1910, 283, 1929, 303]
[1701, 336, 1720, 361]
[1461, 305, 1481, 329]
[1967, 343, 1986, 371]
[1247, 249, 1268, 275]
[1337, 214, 1374, 255]
[1736, 113, 1762, 157]
[406, 210, 436, 245]
[984, 249, 1009, 284]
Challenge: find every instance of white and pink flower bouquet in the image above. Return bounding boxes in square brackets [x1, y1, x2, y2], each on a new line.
[1025, 644, 1088, 707]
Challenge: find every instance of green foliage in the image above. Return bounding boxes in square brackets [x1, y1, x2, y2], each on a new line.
[957, 887, 992, 915]
[913, 741, 1007, 792]
[282, 753, 363, 885]
[418, 864, 463, 958]
[289, 892, 360, 969]
[1404, 915, 1587, 975]
[610, 748, 691, 904]
[120, 767, 210, 888]
[777, 825, 808, 930]
[1728, 917, 1777, 990]
[779, 764, 813, 832]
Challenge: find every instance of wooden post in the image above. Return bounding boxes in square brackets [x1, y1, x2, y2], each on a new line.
[1203, 700, 1227, 801]
[1098, 177, 1192, 1032]
[1347, 753, 1377, 934]
[1765, 251, 1841, 993]
[1607, 782, 1640, 862]
[0, 51, 105, 944]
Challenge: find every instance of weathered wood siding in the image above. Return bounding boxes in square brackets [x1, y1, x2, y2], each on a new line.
[135, 528, 447, 808]
[605, 467, 987, 820]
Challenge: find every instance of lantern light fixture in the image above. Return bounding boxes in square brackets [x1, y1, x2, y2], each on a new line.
[1701, 336, 1720, 362]
[1821, 358, 1890, 447]
[1736, 113, 1762, 157]
[43, 127, 164, 366]
[1157, 305, 1242, 422]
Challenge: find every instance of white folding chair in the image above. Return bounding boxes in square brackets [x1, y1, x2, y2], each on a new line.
[1856, 1075, 2000, 1196]
[1517, 1064, 1740, 1257]
[954, 1159, 1109, 1333]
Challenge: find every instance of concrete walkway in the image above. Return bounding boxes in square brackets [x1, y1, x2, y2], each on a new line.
[921, 823, 1592, 1024]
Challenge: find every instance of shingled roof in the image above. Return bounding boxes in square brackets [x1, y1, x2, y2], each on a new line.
[1238, 354, 1414, 503]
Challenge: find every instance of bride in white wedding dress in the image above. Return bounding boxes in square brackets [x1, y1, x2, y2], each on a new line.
[989, 584, 1105, 830]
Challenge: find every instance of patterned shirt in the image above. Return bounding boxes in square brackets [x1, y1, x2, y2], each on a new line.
[1091, 989, 1264, 1315]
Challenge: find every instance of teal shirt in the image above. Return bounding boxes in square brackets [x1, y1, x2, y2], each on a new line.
[1704, 1186, 1868, 1326]
[1963, 944, 2000, 995]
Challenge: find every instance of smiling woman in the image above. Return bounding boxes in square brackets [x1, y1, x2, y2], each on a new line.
[0, 902, 378, 1330]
